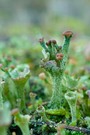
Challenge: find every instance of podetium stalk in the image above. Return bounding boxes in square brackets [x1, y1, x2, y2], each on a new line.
[65, 91, 77, 125]
[9, 64, 30, 112]
[12, 109, 31, 135]
[39, 31, 73, 109]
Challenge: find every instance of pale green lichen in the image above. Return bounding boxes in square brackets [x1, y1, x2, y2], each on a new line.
[85, 117, 90, 128]
[0, 102, 11, 135]
[45, 108, 66, 116]
[12, 109, 31, 135]
[9, 64, 30, 112]
[65, 91, 77, 125]
[39, 31, 73, 109]
[0, 64, 30, 112]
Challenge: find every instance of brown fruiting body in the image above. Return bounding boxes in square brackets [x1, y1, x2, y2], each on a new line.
[10, 65, 15, 69]
[56, 53, 63, 60]
[39, 38, 44, 43]
[51, 40, 57, 44]
[48, 40, 52, 46]
[39, 72, 46, 80]
[63, 31, 73, 38]
[81, 86, 87, 91]
[56, 53, 63, 57]
[11, 108, 19, 116]
[46, 40, 52, 46]
[4, 67, 8, 71]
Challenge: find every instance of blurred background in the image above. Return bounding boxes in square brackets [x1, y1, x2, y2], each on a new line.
[0, 0, 90, 76]
[0, 0, 90, 99]
[0, 0, 90, 38]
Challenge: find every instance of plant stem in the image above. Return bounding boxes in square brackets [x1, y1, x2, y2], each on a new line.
[65, 91, 77, 125]
[16, 85, 26, 112]
[18, 124, 30, 135]
[62, 37, 70, 54]
[61, 37, 71, 71]
[14, 113, 30, 135]
[49, 73, 64, 109]
[70, 103, 77, 123]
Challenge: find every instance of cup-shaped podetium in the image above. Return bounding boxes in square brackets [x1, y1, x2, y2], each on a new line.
[9, 64, 30, 88]
[12, 109, 31, 135]
[65, 91, 77, 125]
[9, 64, 30, 112]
